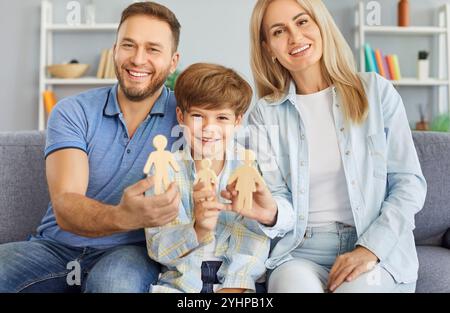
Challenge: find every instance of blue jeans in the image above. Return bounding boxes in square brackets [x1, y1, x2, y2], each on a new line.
[0, 236, 160, 293]
[268, 222, 416, 293]
[200, 261, 222, 293]
[200, 261, 267, 293]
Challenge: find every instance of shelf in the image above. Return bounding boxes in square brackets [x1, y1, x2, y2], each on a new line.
[46, 23, 118, 31]
[390, 78, 450, 86]
[362, 26, 447, 35]
[45, 77, 117, 85]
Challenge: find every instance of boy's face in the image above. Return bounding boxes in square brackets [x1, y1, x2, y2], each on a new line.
[176, 106, 242, 160]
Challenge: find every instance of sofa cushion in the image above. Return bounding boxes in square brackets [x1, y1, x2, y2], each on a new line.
[416, 245, 450, 293]
[0, 131, 49, 244]
[412, 132, 450, 245]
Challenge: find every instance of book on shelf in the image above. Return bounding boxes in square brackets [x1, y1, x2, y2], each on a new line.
[43, 90, 57, 115]
[391, 54, 402, 80]
[374, 49, 387, 79]
[96, 49, 108, 79]
[96, 48, 116, 79]
[364, 44, 401, 81]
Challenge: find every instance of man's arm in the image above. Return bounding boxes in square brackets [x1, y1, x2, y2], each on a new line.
[47, 149, 180, 238]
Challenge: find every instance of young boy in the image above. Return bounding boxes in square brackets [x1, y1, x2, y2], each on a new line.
[145, 63, 271, 293]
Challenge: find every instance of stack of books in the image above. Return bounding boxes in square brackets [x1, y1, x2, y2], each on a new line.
[96, 48, 117, 79]
[364, 43, 402, 81]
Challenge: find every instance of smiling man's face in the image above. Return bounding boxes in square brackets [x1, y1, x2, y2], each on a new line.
[114, 15, 179, 102]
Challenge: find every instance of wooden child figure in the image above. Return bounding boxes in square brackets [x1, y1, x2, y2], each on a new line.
[227, 149, 265, 213]
[143, 135, 180, 195]
[194, 159, 218, 191]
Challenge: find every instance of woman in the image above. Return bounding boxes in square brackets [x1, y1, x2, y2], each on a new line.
[242, 0, 426, 292]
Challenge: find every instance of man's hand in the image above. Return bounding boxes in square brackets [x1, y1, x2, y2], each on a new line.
[327, 245, 379, 292]
[193, 182, 226, 242]
[220, 180, 278, 226]
[116, 176, 180, 230]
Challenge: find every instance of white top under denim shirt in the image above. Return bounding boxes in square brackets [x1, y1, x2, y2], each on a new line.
[295, 87, 354, 227]
[245, 72, 427, 284]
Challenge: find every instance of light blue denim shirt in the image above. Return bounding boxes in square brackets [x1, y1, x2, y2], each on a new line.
[246, 72, 427, 284]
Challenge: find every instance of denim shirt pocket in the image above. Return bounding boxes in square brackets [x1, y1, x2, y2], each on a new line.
[368, 132, 387, 180]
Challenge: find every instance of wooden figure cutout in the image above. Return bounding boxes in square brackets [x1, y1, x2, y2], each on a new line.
[143, 135, 180, 195]
[194, 159, 218, 195]
[227, 149, 265, 213]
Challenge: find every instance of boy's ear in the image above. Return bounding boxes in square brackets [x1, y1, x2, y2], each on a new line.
[235, 114, 243, 126]
[176, 107, 184, 124]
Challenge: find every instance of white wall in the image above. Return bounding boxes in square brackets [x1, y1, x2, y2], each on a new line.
[1, 0, 450, 131]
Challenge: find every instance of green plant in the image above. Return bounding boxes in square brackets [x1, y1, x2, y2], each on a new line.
[165, 69, 180, 91]
[430, 114, 450, 132]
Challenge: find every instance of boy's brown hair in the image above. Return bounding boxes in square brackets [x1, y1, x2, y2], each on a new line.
[175, 63, 253, 116]
[118, 1, 181, 51]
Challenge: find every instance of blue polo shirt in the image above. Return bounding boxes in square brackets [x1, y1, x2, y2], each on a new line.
[35, 84, 180, 249]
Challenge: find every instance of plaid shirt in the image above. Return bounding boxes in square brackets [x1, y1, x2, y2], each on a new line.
[145, 145, 270, 293]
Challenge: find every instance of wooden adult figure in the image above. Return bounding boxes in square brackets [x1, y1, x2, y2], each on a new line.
[227, 150, 265, 213]
[144, 135, 180, 195]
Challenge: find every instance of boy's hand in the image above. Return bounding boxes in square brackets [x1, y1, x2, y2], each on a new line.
[193, 182, 226, 242]
[221, 180, 278, 226]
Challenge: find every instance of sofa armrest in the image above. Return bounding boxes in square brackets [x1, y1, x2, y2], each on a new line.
[0, 131, 49, 243]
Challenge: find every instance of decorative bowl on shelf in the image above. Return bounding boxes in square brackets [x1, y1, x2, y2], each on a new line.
[47, 63, 90, 79]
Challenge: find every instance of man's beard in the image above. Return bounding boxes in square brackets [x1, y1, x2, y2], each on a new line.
[115, 62, 171, 102]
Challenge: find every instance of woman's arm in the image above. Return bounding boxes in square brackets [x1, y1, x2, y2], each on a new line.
[245, 104, 296, 238]
[328, 76, 427, 292]
[356, 77, 427, 261]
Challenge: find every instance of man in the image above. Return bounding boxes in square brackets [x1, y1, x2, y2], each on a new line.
[0, 2, 182, 293]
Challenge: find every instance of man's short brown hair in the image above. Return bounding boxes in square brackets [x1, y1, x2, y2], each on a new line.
[175, 63, 253, 116]
[118, 1, 181, 51]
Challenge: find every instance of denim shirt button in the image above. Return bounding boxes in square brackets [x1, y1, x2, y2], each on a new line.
[346, 150, 351, 156]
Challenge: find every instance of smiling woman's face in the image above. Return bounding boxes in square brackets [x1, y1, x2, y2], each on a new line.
[263, 0, 323, 75]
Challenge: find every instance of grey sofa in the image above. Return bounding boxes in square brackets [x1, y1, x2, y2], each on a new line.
[0, 131, 449, 292]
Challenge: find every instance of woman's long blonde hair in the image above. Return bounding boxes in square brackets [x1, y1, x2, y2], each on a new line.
[250, 0, 368, 124]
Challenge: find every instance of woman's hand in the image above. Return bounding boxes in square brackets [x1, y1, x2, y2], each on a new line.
[193, 182, 226, 242]
[327, 245, 379, 292]
[220, 180, 278, 226]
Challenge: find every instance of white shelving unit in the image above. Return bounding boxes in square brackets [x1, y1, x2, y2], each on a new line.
[355, 2, 450, 116]
[39, 0, 119, 131]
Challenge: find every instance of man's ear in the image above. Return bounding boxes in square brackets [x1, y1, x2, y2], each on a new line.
[176, 107, 184, 125]
[112, 43, 117, 59]
[170, 52, 180, 74]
